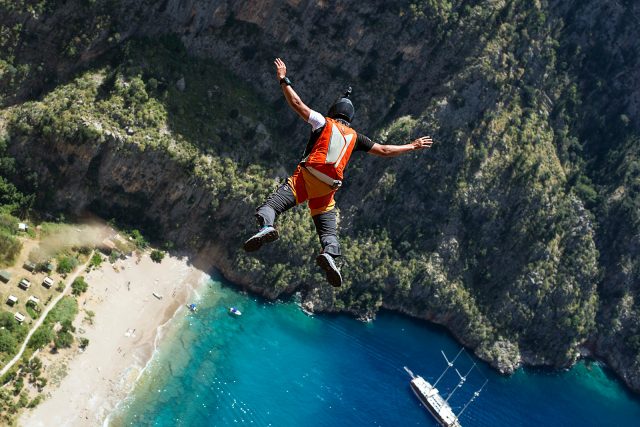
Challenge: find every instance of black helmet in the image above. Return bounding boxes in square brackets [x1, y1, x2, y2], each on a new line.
[328, 87, 355, 123]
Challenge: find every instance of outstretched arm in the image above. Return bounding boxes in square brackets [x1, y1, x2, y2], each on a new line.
[368, 136, 434, 157]
[275, 58, 311, 121]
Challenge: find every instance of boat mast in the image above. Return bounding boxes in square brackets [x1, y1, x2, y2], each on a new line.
[432, 348, 464, 388]
[457, 379, 488, 418]
[444, 362, 476, 403]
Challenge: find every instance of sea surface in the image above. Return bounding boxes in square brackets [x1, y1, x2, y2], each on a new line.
[110, 274, 640, 426]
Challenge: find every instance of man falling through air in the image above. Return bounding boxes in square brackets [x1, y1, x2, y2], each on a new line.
[244, 58, 433, 287]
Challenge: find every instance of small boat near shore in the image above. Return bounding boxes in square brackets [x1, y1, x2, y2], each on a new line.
[229, 307, 242, 316]
[187, 303, 197, 313]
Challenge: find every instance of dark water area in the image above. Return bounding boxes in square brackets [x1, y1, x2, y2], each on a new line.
[111, 275, 640, 426]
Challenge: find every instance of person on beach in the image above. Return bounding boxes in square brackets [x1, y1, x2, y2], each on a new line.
[243, 58, 433, 287]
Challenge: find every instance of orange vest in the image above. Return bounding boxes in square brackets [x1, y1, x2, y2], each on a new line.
[303, 117, 358, 181]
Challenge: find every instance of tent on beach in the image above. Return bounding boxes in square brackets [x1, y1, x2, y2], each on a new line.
[18, 278, 31, 290]
[42, 276, 54, 288]
[0, 270, 11, 283]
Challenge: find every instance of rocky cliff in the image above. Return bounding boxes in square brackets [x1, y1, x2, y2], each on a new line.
[1, 0, 639, 392]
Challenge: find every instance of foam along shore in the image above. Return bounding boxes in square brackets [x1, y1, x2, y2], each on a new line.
[19, 251, 209, 427]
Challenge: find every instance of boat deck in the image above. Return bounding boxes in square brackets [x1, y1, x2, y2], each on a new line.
[410, 376, 461, 427]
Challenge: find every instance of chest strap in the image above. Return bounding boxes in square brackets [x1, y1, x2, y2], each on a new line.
[302, 165, 342, 190]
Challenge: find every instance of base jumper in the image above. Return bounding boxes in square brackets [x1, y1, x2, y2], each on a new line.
[243, 58, 433, 287]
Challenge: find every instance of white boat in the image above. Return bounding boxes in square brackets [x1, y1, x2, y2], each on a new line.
[405, 349, 487, 427]
[409, 374, 461, 427]
[229, 307, 242, 316]
[301, 306, 314, 317]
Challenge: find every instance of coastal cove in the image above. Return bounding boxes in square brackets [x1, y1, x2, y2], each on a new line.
[109, 275, 640, 427]
[3, 0, 640, 406]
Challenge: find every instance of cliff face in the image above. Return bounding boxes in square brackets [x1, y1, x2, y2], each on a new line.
[2, 0, 640, 392]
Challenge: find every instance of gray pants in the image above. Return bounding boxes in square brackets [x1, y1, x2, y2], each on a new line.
[255, 183, 341, 257]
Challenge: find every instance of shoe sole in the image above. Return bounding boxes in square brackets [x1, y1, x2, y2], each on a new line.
[316, 255, 342, 287]
[243, 229, 279, 252]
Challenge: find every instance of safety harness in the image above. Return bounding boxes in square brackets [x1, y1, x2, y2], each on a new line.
[301, 117, 357, 190]
[303, 165, 343, 189]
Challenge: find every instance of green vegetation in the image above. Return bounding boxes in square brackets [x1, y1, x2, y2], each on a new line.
[27, 327, 53, 351]
[0, 330, 17, 354]
[150, 249, 165, 263]
[54, 329, 74, 349]
[27, 295, 80, 354]
[0, 135, 34, 217]
[25, 301, 40, 320]
[130, 230, 148, 249]
[89, 252, 103, 269]
[56, 255, 78, 274]
[0, 354, 48, 423]
[83, 309, 95, 325]
[78, 337, 89, 350]
[0, 213, 21, 267]
[0, 136, 29, 267]
[108, 252, 120, 263]
[47, 296, 78, 325]
[0, 312, 27, 365]
[71, 276, 88, 296]
[0, 311, 26, 336]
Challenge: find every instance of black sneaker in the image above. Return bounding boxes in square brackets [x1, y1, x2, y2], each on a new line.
[316, 253, 342, 287]
[243, 226, 279, 252]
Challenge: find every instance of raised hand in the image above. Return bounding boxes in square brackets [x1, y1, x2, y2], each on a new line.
[411, 136, 434, 150]
[274, 57, 287, 80]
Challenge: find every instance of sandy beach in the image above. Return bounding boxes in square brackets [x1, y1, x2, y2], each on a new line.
[19, 251, 209, 427]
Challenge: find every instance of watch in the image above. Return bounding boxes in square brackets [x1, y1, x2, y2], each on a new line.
[279, 77, 292, 86]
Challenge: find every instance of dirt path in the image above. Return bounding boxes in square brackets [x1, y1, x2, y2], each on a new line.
[0, 252, 94, 377]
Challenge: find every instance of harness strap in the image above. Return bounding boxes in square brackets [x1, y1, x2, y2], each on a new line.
[303, 165, 342, 190]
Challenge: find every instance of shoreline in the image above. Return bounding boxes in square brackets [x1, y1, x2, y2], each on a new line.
[104, 276, 208, 426]
[15, 240, 640, 427]
[19, 251, 210, 427]
[16, 245, 640, 427]
[214, 247, 640, 398]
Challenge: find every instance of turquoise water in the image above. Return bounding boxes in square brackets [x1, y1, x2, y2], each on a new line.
[111, 275, 640, 426]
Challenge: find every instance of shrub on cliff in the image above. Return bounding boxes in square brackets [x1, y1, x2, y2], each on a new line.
[130, 229, 148, 249]
[150, 249, 165, 263]
[0, 139, 26, 266]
